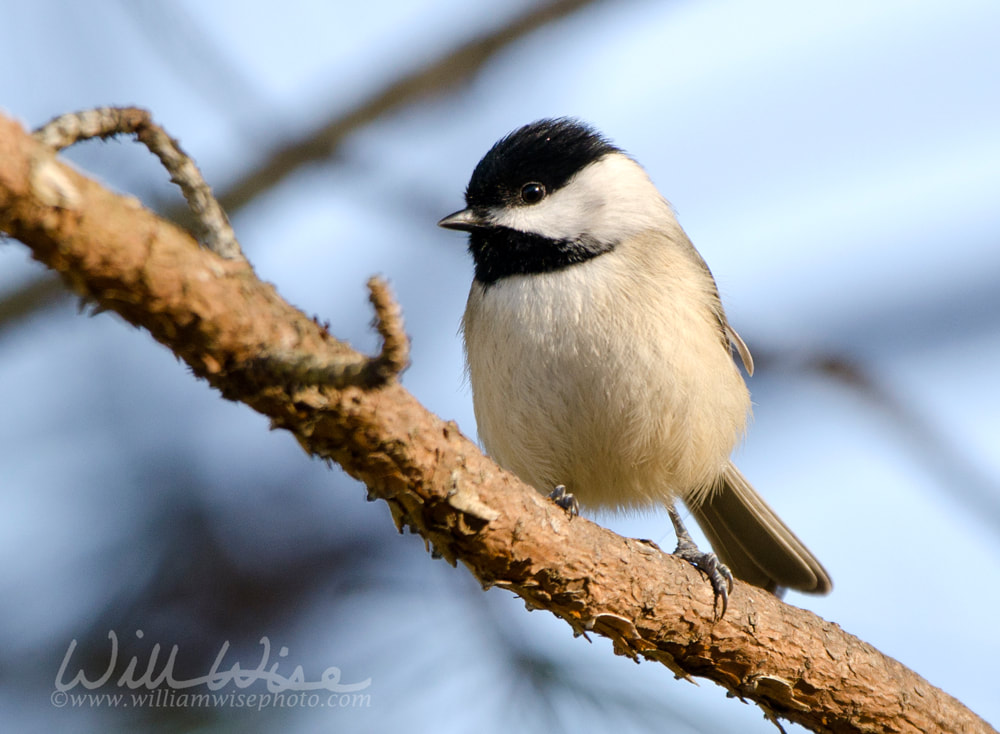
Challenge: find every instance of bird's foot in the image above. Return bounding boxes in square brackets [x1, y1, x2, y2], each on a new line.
[548, 485, 579, 517]
[668, 505, 733, 619]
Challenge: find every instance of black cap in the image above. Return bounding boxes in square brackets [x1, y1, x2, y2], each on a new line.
[464, 118, 619, 210]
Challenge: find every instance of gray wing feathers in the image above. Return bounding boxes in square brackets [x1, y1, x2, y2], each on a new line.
[725, 325, 754, 376]
[689, 464, 832, 594]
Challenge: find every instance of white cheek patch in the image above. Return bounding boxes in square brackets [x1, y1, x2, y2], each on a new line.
[487, 153, 675, 245]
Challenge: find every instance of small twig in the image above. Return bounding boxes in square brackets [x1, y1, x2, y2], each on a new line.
[365, 275, 411, 382]
[262, 276, 409, 389]
[32, 107, 244, 261]
[29, 108, 407, 392]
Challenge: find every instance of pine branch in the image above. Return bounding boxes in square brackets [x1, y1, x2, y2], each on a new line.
[0, 111, 992, 734]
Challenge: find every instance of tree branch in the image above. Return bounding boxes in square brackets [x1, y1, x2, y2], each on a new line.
[0, 112, 992, 734]
[33, 106, 244, 262]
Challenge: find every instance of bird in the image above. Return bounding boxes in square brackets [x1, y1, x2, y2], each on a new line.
[438, 118, 831, 614]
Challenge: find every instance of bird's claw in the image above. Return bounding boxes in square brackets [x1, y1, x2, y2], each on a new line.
[672, 538, 733, 618]
[549, 485, 579, 517]
[668, 505, 733, 618]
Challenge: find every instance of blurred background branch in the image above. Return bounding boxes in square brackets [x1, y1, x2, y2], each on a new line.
[164, 0, 603, 227]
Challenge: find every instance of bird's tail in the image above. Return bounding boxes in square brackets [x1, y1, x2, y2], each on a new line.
[688, 463, 832, 594]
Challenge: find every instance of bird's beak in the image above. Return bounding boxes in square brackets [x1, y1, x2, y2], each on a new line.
[437, 208, 489, 232]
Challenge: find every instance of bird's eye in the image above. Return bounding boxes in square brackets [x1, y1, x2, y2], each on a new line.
[519, 182, 546, 204]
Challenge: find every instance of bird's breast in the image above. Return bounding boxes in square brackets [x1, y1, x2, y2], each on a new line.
[462, 239, 750, 511]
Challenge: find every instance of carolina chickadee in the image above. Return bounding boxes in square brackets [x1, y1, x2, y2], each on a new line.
[439, 119, 831, 610]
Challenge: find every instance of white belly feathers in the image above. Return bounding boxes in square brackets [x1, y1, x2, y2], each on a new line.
[462, 230, 751, 512]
